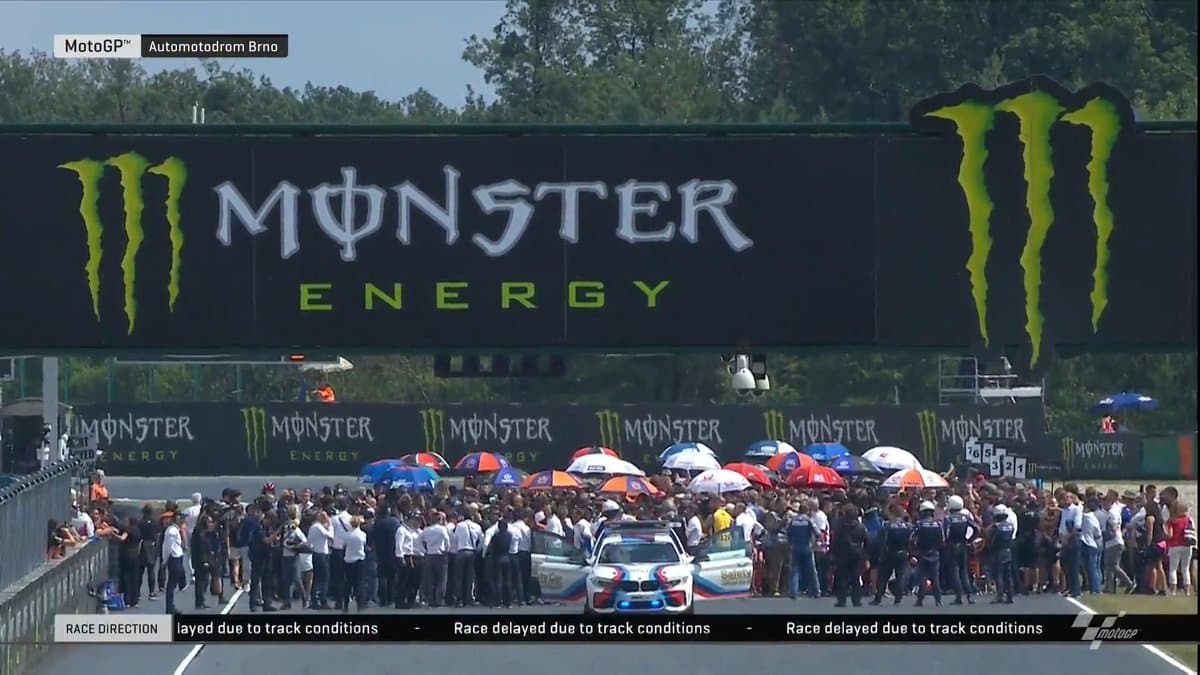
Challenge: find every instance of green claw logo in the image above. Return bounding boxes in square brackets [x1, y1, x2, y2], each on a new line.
[241, 406, 268, 466]
[912, 77, 1131, 369]
[59, 152, 188, 335]
[595, 410, 622, 451]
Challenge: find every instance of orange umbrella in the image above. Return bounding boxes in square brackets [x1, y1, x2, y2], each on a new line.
[572, 445, 620, 460]
[785, 464, 846, 488]
[522, 470, 584, 490]
[765, 451, 817, 475]
[721, 462, 773, 489]
[598, 476, 659, 497]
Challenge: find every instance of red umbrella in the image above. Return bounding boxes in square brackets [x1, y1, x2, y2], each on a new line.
[454, 451, 510, 474]
[400, 452, 451, 472]
[721, 462, 773, 489]
[786, 464, 846, 488]
[765, 451, 817, 475]
[571, 445, 620, 460]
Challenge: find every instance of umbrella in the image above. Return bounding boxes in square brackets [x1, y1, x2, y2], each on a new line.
[380, 465, 439, 492]
[523, 470, 585, 490]
[862, 446, 923, 472]
[1088, 392, 1159, 416]
[881, 468, 950, 490]
[572, 445, 620, 460]
[598, 475, 659, 497]
[491, 466, 529, 489]
[455, 452, 510, 474]
[785, 464, 846, 488]
[358, 459, 405, 484]
[754, 464, 782, 485]
[687, 469, 752, 495]
[565, 454, 646, 477]
[825, 454, 883, 477]
[803, 442, 850, 463]
[765, 450, 818, 475]
[721, 462, 774, 489]
[663, 452, 721, 472]
[658, 442, 718, 462]
[400, 452, 451, 472]
[744, 440, 797, 459]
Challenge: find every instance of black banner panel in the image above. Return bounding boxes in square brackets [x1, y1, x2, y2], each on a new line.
[171, 613, 1194, 644]
[0, 78, 1194, 368]
[69, 401, 1046, 476]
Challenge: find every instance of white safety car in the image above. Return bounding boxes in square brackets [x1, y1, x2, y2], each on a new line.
[530, 521, 753, 615]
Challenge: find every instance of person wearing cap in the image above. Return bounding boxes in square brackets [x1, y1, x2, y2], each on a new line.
[988, 504, 1017, 604]
[943, 495, 978, 605]
[593, 500, 623, 543]
[910, 500, 945, 607]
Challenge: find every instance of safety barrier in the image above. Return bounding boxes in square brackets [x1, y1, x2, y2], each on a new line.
[0, 461, 82, 592]
[0, 539, 108, 675]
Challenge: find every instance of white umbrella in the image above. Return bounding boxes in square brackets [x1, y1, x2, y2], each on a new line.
[881, 468, 950, 490]
[687, 469, 752, 495]
[663, 452, 721, 472]
[862, 446, 923, 472]
[744, 440, 797, 459]
[565, 454, 646, 477]
[658, 442, 718, 461]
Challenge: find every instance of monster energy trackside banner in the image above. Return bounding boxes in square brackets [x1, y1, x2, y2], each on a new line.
[69, 401, 1043, 476]
[0, 77, 1193, 363]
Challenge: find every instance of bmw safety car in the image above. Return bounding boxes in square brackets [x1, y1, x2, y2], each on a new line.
[529, 521, 753, 615]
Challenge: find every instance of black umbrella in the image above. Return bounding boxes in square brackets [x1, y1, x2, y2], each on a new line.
[824, 454, 884, 477]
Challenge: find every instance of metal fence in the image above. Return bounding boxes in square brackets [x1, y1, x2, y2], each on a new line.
[0, 460, 79, 592]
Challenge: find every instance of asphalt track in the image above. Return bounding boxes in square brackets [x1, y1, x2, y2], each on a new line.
[62, 476, 1189, 675]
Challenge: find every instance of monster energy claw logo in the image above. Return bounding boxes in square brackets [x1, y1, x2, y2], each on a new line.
[595, 410, 621, 451]
[1062, 436, 1075, 473]
[241, 407, 267, 466]
[763, 410, 786, 441]
[914, 77, 1132, 368]
[915, 410, 939, 468]
[59, 152, 188, 335]
[420, 409, 446, 454]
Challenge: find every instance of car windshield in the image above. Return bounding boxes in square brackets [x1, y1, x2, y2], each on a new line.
[597, 542, 680, 564]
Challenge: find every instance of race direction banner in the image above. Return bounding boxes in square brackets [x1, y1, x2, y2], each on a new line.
[167, 613, 1192, 645]
[69, 401, 1045, 476]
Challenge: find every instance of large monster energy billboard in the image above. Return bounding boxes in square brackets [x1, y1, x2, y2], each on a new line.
[0, 76, 1193, 355]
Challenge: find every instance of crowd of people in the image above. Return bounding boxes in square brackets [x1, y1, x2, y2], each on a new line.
[57, 466, 1196, 614]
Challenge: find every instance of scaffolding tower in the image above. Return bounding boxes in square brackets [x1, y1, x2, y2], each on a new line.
[938, 355, 1045, 405]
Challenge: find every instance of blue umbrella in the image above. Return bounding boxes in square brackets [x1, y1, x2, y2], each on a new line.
[358, 459, 406, 484]
[825, 454, 883, 477]
[492, 466, 529, 488]
[658, 442, 717, 462]
[803, 443, 850, 463]
[1088, 393, 1159, 416]
[380, 465, 439, 492]
[744, 440, 797, 459]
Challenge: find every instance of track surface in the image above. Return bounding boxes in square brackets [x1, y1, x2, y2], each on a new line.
[58, 475, 1184, 675]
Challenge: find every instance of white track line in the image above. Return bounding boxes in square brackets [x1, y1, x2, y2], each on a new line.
[171, 587, 245, 675]
[1064, 595, 1197, 675]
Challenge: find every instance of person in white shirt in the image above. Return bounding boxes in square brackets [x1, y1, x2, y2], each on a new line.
[281, 518, 309, 609]
[69, 503, 95, 539]
[513, 512, 536, 604]
[572, 509, 593, 555]
[811, 499, 831, 596]
[1080, 500, 1103, 595]
[684, 506, 704, 554]
[542, 505, 565, 538]
[419, 512, 451, 607]
[307, 512, 334, 609]
[1101, 490, 1135, 592]
[341, 516, 368, 613]
[329, 500, 353, 610]
[1059, 493, 1084, 597]
[451, 512, 482, 607]
[735, 503, 763, 542]
[161, 513, 186, 614]
[182, 493, 202, 582]
[394, 514, 420, 609]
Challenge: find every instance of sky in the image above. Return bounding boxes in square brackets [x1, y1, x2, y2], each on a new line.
[0, 0, 505, 106]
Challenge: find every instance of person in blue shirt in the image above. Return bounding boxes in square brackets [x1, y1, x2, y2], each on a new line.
[910, 501, 945, 607]
[988, 505, 1017, 604]
[870, 505, 912, 606]
[787, 502, 820, 599]
[943, 495, 978, 605]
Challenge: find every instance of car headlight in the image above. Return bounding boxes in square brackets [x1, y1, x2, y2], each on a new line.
[660, 575, 689, 588]
[593, 567, 624, 589]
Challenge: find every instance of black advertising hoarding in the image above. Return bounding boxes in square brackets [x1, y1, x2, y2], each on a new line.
[879, 77, 1197, 370]
[0, 134, 876, 351]
[0, 79, 1193, 363]
[937, 433, 1143, 481]
[70, 402, 1044, 476]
